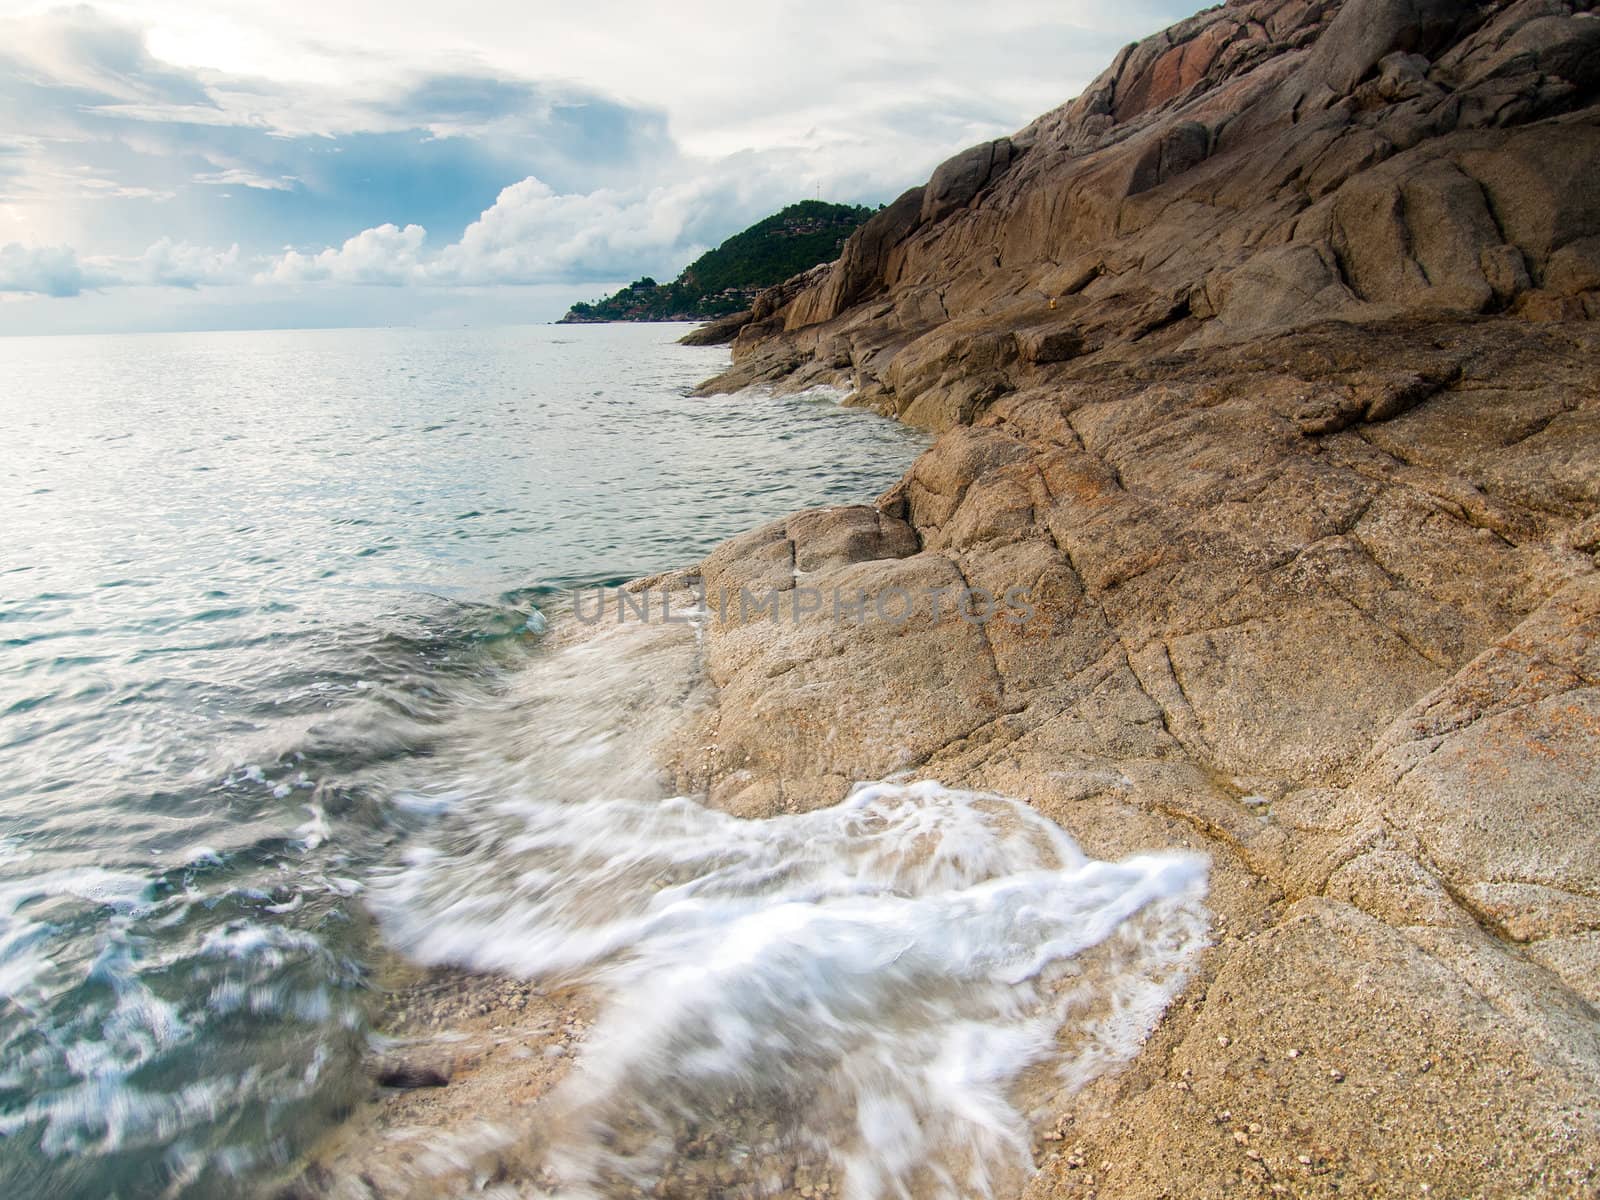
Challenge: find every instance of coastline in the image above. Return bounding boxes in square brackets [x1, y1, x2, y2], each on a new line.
[284, 315, 1600, 1200]
[284, 2, 1600, 1196]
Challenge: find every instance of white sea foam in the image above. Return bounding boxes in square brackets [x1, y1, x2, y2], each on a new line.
[379, 781, 1206, 1197]
[371, 610, 1209, 1198]
[356, 611, 1203, 1196]
[0, 867, 153, 1001]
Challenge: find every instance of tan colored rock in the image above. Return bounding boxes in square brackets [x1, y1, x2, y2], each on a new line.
[1014, 325, 1085, 364]
[303, 4, 1600, 1196]
[700, 2, 1600, 428]
[1026, 898, 1600, 1199]
[920, 137, 1019, 224]
[673, 314, 1600, 1198]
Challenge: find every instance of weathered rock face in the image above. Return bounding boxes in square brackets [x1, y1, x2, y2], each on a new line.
[669, 6, 1600, 1185]
[676, 307, 750, 346]
[671, 316, 1600, 1197]
[700, 0, 1600, 433]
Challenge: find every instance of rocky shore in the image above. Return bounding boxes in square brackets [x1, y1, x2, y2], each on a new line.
[675, 0, 1600, 1193]
[289, 2, 1600, 1196]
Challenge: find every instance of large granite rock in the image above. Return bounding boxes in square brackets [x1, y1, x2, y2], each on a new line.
[681, 4, 1600, 1194]
[699, 0, 1600, 432]
[668, 308, 1600, 1194]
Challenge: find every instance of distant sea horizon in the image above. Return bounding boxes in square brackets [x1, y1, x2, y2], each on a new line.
[0, 281, 643, 339]
[1, 315, 682, 339]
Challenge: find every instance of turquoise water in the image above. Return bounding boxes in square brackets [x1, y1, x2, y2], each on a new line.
[0, 323, 926, 1198]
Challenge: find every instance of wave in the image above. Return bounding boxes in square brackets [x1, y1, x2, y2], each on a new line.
[367, 614, 1209, 1198]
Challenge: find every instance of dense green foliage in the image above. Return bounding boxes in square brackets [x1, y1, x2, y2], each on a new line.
[561, 201, 873, 323]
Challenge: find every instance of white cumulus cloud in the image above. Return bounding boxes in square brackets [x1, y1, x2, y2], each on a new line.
[124, 238, 247, 287]
[0, 243, 94, 296]
[260, 164, 807, 290]
[429, 177, 713, 285]
[263, 223, 428, 285]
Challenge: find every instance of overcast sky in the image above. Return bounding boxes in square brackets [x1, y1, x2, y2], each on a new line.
[0, 0, 1200, 334]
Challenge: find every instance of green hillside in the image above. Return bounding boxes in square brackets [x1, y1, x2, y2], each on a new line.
[560, 200, 874, 323]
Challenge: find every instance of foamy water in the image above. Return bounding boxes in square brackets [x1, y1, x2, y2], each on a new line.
[4, 323, 1206, 1198]
[371, 613, 1210, 1198]
[0, 325, 928, 1198]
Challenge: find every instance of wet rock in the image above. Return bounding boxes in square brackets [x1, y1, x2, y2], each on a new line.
[678, 309, 751, 346]
[373, 1061, 449, 1089]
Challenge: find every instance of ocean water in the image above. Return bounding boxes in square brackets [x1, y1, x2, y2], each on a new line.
[0, 323, 930, 1197]
[0, 322, 1208, 1200]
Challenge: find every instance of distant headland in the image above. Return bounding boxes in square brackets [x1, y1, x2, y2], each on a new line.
[557, 200, 874, 325]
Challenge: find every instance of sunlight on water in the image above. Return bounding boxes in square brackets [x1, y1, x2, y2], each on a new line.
[0, 324, 926, 1198]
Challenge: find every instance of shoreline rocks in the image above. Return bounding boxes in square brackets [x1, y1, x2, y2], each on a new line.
[665, 2, 1600, 1194]
[292, 3, 1599, 1195]
[667, 314, 1600, 1196]
[696, 0, 1600, 433]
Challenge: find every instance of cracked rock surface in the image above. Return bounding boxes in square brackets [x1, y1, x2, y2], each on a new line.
[670, 316, 1600, 1196]
[667, 2, 1600, 1193]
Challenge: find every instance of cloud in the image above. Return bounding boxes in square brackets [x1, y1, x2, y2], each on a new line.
[431, 176, 736, 285]
[0, 244, 95, 297]
[12, 138, 850, 302]
[16, 4, 216, 111]
[3, 154, 806, 299]
[191, 167, 299, 190]
[0, 237, 249, 295]
[264, 223, 426, 285]
[123, 237, 247, 287]
[254, 154, 818, 290]
[0, 8, 683, 258]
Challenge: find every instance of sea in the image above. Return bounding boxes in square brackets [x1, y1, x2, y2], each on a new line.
[0, 322, 1207, 1199]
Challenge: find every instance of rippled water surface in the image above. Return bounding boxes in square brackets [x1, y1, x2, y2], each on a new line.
[0, 323, 931, 1198]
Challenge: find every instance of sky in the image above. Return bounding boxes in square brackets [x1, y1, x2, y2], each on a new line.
[0, 0, 1200, 334]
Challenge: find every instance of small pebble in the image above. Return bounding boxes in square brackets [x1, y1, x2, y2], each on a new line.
[1298, 1155, 1313, 1166]
[1286, 1048, 1301, 1059]
[1217, 1035, 1231, 1048]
